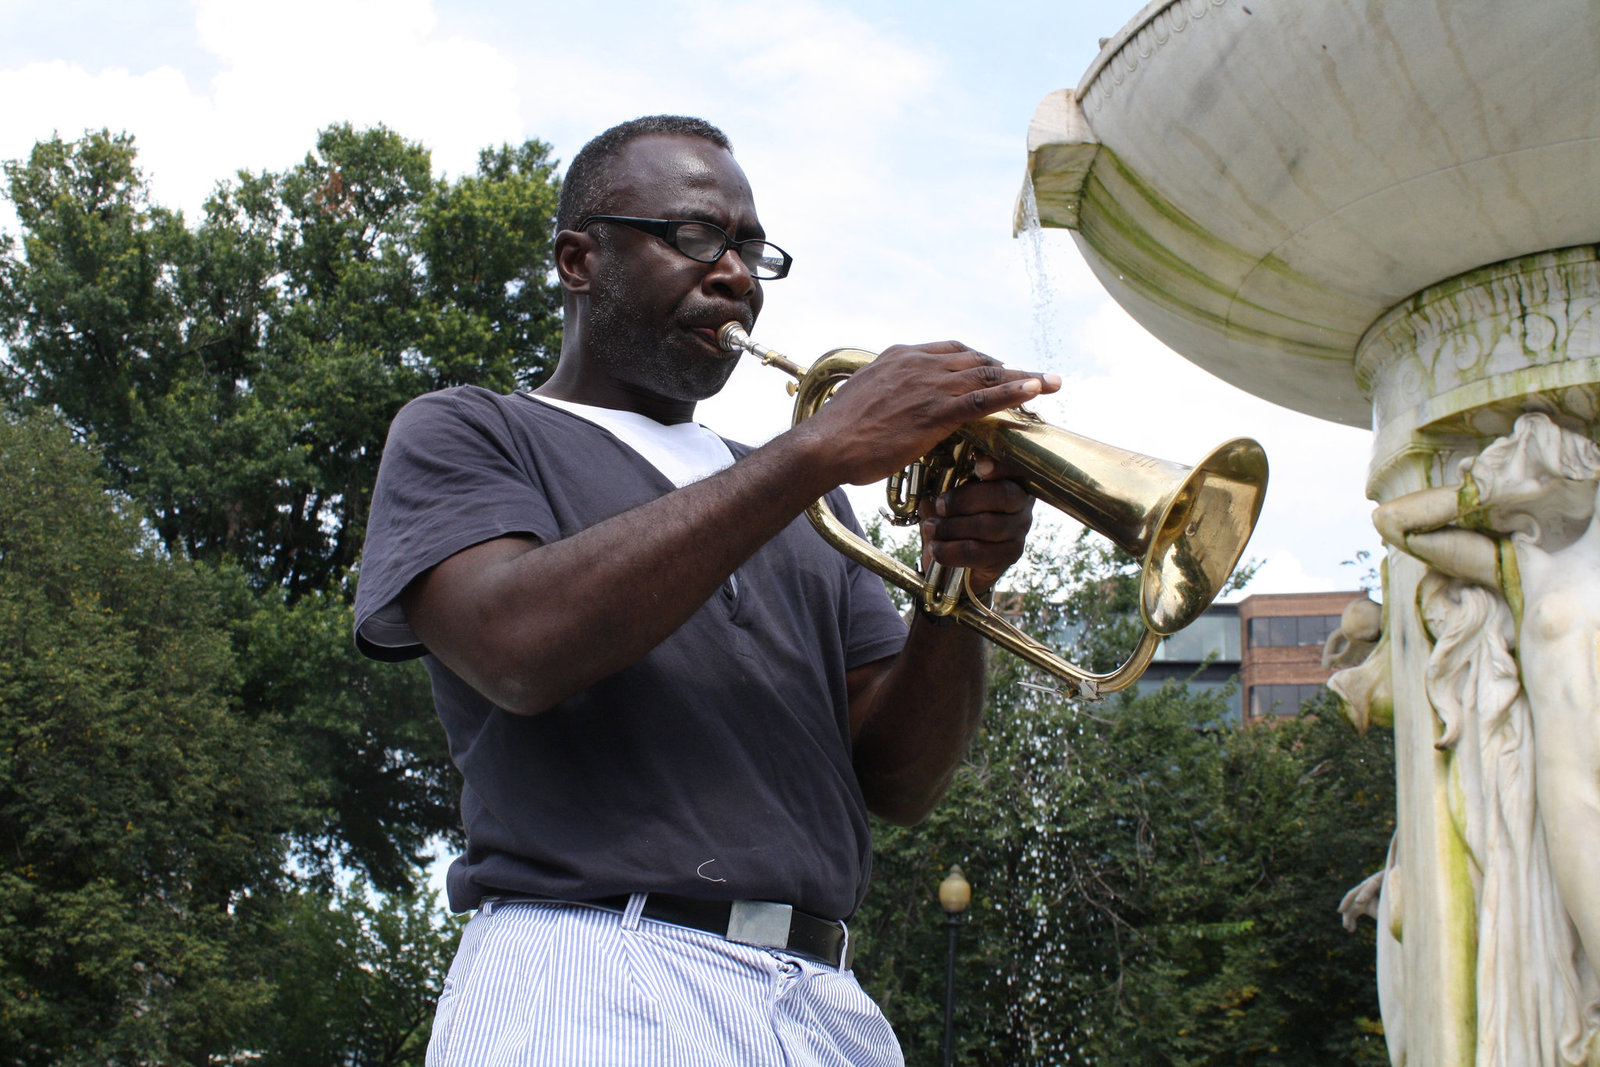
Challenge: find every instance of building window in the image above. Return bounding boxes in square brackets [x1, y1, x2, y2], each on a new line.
[1247, 614, 1342, 648]
[1250, 683, 1325, 717]
[1133, 675, 1243, 724]
[1152, 613, 1241, 662]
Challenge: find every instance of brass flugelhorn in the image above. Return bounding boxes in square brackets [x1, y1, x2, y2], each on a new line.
[718, 323, 1268, 698]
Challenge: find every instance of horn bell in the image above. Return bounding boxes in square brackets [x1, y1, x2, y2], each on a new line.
[956, 412, 1268, 635]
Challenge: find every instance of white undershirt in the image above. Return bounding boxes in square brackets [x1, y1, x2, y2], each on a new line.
[524, 392, 742, 594]
[522, 392, 736, 488]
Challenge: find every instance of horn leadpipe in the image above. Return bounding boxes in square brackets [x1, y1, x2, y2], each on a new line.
[718, 323, 806, 381]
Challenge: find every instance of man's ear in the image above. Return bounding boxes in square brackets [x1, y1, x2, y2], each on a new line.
[554, 229, 596, 294]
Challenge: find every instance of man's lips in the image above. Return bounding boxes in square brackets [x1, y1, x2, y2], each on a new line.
[687, 320, 747, 352]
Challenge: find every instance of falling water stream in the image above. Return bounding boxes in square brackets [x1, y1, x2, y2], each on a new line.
[1015, 172, 1069, 384]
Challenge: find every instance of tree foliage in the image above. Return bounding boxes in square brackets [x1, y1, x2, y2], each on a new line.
[856, 531, 1394, 1065]
[0, 412, 464, 1066]
[0, 126, 564, 890]
[224, 580, 452, 891]
[0, 413, 296, 1064]
[244, 878, 463, 1067]
[0, 126, 561, 596]
[0, 125, 554, 1063]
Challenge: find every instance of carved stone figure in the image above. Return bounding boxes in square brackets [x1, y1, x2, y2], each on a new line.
[1373, 411, 1600, 1066]
[1325, 594, 1392, 735]
[1340, 835, 1405, 1062]
[1322, 596, 1383, 670]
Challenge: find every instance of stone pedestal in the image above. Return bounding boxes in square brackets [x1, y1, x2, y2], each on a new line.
[1360, 249, 1600, 1066]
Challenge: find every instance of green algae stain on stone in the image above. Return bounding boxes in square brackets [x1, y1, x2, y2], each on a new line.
[1067, 147, 1353, 364]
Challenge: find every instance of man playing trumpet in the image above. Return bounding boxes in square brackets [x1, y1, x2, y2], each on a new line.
[354, 114, 1058, 1065]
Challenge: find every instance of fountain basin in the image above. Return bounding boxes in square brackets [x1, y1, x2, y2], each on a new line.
[1022, 0, 1600, 427]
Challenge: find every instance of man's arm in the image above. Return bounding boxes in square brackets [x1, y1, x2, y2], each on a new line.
[400, 343, 1057, 716]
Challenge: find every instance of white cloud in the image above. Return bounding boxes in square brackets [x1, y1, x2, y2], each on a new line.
[692, 1, 939, 136]
[1230, 550, 1357, 598]
[1, 0, 524, 228]
[0, 59, 213, 214]
[195, 0, 521, 180]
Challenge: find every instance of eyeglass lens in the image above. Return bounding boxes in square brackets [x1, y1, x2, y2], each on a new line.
[672, 222, 787, 279]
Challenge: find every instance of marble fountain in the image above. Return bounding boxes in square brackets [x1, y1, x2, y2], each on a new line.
[1020, 1, 1600, 1062]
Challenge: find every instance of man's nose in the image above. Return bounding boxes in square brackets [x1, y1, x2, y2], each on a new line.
[703, 246, 757, 297]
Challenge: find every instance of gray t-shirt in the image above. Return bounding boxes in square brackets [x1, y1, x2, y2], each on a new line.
[354, 386, 908, 918]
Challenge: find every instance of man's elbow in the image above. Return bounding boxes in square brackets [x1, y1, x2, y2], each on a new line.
[429, 642, 566, 717]
[485, 655, 595, 717]
[870, 801, 937, 828]
[490, 686, 559, 717]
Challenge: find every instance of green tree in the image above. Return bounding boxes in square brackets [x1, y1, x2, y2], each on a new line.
[246, 878, 464, 1066]
[0, 125, 560, 597]
[0, 413, 298, 1065]
[0, 126, 564, 889]
[0, 125, 564, 1061]
[223, 582, 450, 891]
[855, 531, 1394, 1065]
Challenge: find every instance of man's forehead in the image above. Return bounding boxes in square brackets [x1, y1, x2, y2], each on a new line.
[609, 134, 756, 215]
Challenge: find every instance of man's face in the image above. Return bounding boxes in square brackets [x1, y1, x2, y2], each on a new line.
[581, 134, 767, 406]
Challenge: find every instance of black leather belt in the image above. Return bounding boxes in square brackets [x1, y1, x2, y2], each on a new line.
[591, 893, 853, 969]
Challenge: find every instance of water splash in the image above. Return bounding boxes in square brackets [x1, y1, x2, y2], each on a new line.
[1017, 173, 1066, 378]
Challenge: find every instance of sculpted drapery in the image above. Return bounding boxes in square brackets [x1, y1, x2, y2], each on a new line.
[1365, 412, 1600, 1066]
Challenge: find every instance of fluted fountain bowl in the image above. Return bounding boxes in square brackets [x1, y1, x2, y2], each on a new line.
[1022, 0, 1600, 428]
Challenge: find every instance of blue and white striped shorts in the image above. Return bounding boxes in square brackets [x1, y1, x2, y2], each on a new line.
[426, 895, 904, 1066]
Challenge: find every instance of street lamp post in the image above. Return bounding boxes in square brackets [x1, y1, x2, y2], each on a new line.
[939, 865, 972, 1067]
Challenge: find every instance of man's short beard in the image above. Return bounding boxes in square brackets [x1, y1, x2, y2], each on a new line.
[584, 261, 740, 405]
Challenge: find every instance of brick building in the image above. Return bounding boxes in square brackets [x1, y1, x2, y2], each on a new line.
[1236, 590, 1372, 720]
[1136, 590, 1374, 723]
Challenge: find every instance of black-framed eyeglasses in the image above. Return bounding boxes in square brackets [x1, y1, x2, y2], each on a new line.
[577, 216, 793, 279]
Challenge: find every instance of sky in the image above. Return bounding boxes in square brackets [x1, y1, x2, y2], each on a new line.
[0, 0, 1385, 597]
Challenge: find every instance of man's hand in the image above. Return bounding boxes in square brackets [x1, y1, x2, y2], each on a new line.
[794, 340, 1060, 489]
[917, 456, 1035, 595]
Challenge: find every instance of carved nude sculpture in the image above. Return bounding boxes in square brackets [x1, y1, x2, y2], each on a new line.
[1373, 411, 1600, 1065]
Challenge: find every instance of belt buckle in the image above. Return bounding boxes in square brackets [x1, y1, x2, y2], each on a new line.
[726, 900, 794, 950]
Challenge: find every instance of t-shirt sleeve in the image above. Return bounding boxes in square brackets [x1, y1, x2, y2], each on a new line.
[354, 388, 558, 661]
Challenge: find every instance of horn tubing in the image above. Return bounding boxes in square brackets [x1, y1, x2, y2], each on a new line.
[716, 323, 1268, 697]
